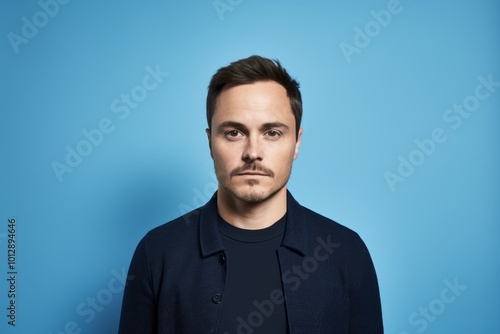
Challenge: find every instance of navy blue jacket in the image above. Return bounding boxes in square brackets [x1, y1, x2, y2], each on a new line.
[119, 191, 383, 333]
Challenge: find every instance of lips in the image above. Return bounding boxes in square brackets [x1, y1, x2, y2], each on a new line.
[237, 173, 269, 176]
[231, 164, 275, 178]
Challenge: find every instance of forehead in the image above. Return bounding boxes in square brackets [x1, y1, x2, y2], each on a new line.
[213, 81, 294, 125]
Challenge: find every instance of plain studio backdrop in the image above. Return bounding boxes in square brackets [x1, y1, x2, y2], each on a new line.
[1, 1, 499, 333]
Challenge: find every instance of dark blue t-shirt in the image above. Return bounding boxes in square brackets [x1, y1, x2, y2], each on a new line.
[216, 213, 288, 334]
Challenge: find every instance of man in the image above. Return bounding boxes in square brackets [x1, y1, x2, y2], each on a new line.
[119, 55, 383, 333]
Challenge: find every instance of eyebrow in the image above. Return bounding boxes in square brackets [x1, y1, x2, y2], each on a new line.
[261, 122, 290, 131]
[217, 121, 290, 132]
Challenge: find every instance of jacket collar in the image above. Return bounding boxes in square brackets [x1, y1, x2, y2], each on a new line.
[199, 190, 308, 258]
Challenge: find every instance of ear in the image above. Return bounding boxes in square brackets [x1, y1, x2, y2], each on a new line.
[206, 128, 213, 158]
[293, 127, 303, 160]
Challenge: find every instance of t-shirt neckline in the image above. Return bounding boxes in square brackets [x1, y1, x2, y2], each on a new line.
[217, 213, 287, 243]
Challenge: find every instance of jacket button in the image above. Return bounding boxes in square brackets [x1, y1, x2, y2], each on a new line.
[219, 253, 226, 265]
[212, 293, 222, 304]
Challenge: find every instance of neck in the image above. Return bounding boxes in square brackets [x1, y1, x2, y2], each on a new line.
[217, 187, 287, 230]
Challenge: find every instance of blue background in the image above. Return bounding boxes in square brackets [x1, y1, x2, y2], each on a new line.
[1, 0, 499, 333]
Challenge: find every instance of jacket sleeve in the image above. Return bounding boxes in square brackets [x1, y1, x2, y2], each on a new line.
[348, 238, 384, 334]
[118, 237, 158, 334]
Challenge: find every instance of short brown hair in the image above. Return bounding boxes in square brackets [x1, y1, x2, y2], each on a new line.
[206, 55, 302, 137]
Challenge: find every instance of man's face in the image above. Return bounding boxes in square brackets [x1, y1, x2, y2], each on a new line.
[207, 81, 302, 203]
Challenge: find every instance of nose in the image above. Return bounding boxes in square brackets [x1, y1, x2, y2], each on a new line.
[242, 136, 262, 163]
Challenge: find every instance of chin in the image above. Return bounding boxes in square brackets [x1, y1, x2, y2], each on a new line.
[237, 193, 268, 203]
[230, 185, 285, 203]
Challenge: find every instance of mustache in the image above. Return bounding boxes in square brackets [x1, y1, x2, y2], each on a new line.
[230, 164, 274, 177]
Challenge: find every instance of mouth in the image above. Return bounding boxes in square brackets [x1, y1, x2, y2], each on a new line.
[236, 173, 269, 177]
[231, 164, 274, 178]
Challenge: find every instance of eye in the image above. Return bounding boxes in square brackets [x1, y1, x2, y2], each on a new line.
[225, 130, 243, 140]
[265, 130, 281, 139]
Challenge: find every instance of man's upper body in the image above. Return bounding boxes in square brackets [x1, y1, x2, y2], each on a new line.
[119, 55, 383, 333]
[119, 191, 383, 333]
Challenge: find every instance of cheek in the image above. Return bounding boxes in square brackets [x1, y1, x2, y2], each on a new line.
[212, 146, 235, 170]
[272, 147, 296, 173]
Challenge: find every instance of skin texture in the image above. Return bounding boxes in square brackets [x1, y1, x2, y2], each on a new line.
[207, 81, 303, 229]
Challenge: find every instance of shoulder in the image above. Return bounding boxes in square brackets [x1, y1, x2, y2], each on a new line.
[140, 207, 201, 254]
[286, 191, 368, 252]
[297, 205, 376, 282]
[297, 203, 370, 261]
[302, 206, 360, 240]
